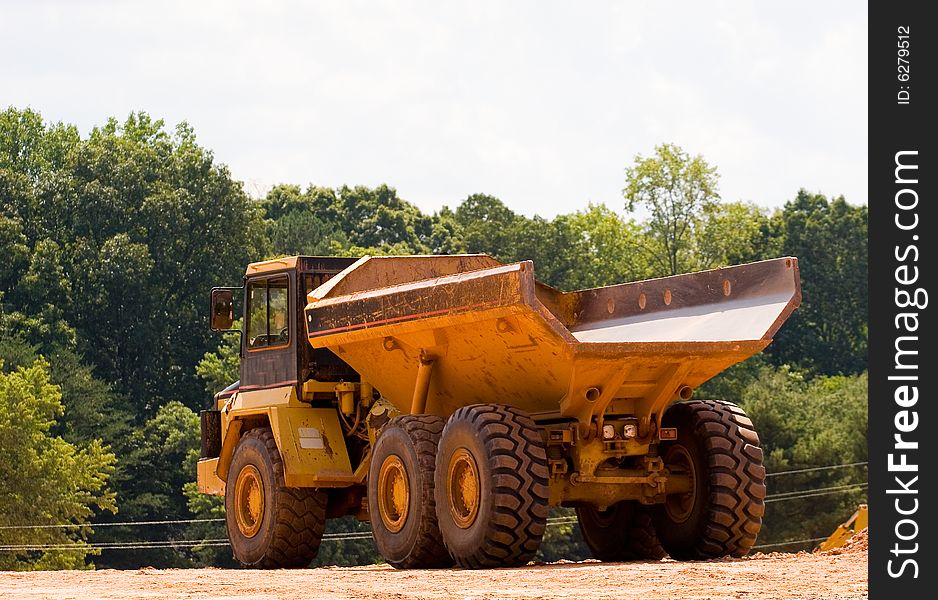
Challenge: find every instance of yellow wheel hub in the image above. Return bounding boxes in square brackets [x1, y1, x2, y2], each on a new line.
[234, 464, 265, 538]
[448, 448, 481, 529]
[377, 455, 410, 533]
[663, 444, 697, 523]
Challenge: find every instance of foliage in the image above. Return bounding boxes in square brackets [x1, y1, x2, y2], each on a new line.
[554, 204, 653, 289]
[0, 107, 266, 413]
[694, 201, 778, 270]
[95, 401, 203, 569]
[311, 517, 382, 567]
[0, 106, 868, 568]
[195, 320, 242, 396]
[0, 358, 116, 570]
[769, 191, 868, 375]
[535, 508, 588, 563]
[737, 368, 868, 547]
[623, 143, 720, 275]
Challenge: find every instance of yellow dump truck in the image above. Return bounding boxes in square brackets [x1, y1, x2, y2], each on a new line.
[198, 254, 801, 568]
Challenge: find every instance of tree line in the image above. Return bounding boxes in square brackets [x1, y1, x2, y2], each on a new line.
[0, 107, 867, 569]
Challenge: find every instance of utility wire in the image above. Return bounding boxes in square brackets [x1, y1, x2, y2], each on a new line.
[768, 482, 868, 500]
[765, 483, 867, 504]
[1, 515, 580, 532]
[0, 518, 225, 531]
[765, 462, 868, 478]
[1, 488, 868, 553]
[0, 461, 870, 534]
[1, 521, 579, 552]
[751, 536, 830, 550]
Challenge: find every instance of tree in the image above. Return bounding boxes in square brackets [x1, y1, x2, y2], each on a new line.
[555, 204, 653, 289]
[737, 367, 868, 549]
[260, 183, 446, 257]
[768, 191, 868, 375]
[1, 109, 268, 413]
[196, 322, 241, 396]
[453, 193, 520, 259]
[623, 143, 720, 275]
[0, 359, 116, 570]
[693, 201, 778, 270]
[97, 401, 202, 569]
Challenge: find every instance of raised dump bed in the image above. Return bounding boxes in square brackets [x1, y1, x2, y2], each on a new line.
[304, 255, 800, 435]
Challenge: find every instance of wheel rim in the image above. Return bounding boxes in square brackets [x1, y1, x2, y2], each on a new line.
[448, 448, 481, 529]
[663, 444, 697, 523]
[377, 455, 410, 533]
[234, 464, 265, 538]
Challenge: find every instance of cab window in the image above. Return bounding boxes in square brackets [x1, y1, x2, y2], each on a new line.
[246, 276, 290, 349]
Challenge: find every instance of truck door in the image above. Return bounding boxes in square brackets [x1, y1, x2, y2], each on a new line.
[241, 272, 298, 389]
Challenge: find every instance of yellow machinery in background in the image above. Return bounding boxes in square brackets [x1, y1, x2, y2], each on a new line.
[817, 504, 869, 552]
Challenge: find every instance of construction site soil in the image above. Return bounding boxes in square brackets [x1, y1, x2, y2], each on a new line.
[2, 535, 868, 600]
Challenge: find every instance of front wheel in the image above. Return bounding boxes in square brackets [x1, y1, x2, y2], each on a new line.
[652, 400, 766, 559]
[225, 427, 327, 568]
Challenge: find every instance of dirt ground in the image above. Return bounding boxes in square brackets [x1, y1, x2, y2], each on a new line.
[0, 543, 868, 600]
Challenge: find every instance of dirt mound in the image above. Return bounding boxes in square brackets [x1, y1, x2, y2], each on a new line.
[819, 527, 868, 556]
[839, 528, 868, 554]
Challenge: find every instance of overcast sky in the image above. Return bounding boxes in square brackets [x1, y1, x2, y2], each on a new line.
[3, 1, 867, 217]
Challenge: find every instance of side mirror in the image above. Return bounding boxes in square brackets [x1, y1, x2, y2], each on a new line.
[210, 288, 235, 331]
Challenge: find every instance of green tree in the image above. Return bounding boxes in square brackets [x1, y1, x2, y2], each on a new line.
[624, 143, 720, 276]
[454, 193, 520, 259]
[737, 367, 868, 549]
[0, 359, 116, 570]
[97, 401, 202, 569]
[0, 108, 267, 413]
[694, 201, 777, 270]
[555, 204, 653, 289]
[196, 321, 242, 396]
[769, 191, 868, 375]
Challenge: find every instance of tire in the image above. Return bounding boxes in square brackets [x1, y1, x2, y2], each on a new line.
[652, 400, 766, 559]
[368, 415, 452, 569]
[576, 501, 666, 561]
[434, 404, 549, 568]
[225, 427, 327, 568]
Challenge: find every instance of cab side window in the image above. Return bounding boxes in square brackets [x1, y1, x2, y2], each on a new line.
[246, 276, 290, 349]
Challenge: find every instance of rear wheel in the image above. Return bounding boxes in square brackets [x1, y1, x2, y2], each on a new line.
[225, 427, 327, 568]
[368, 415, 452, 569]
[652, 400, 766, 559]
[434, 404, 549, 568]
[576, 501, 666, 561]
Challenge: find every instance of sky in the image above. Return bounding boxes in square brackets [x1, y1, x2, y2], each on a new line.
[2, 1, 868, 217]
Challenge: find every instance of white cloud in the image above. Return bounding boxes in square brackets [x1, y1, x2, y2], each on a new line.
[1, 1, 868, 217]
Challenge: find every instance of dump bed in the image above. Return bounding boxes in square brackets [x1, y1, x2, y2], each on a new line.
[303, 255, 800, 425]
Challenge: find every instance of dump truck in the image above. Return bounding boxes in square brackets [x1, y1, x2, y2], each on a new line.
[197, 254, 801, 569]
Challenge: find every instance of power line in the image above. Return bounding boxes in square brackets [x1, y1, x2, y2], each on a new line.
[0, 461, 869, 542]
[0, 518, 225, 531]
[0, 542, 233, 552]
[0, 462, 870, 532]
[0, 538, 229, 551]
[765, 483, 867, 504]
[1, 521, 582, 553]
[768, 482, 868, 500]
[1, 515, 580, 532]
[751, 536, 829, 550]
[765, 462, 868, 478]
